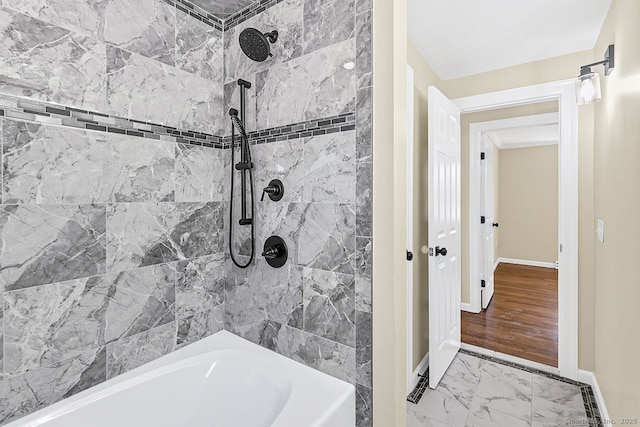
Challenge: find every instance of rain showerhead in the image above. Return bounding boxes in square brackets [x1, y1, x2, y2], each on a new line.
[239, 28, 278, 62]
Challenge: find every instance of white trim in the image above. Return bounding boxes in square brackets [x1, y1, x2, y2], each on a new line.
[409, 352, 429, 392]
[460, 302, 476, 313]
[405, 65, 415, 395]
[483, 113, 560, 150]
[461, 343, 560, 375]
[493, 259, 500, 272]
[455, 78, 579, 380]
[497, 257, 557, 269]
[578, 370, 610, 422]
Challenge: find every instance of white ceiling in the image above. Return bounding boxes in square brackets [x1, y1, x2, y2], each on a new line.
[489, 123, 559, 150]
[408, 0, 612, 80]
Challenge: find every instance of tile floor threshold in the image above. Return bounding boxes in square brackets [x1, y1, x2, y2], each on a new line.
[407, 350, 602, 427]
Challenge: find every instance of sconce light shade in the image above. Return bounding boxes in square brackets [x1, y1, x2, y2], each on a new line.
[576, 44, 614, 105]
[576, 72, 602, 105]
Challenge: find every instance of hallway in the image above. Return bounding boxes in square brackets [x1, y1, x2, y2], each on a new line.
[461, 263, 558, 367]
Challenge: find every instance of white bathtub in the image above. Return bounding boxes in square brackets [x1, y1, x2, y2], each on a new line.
[7, 331, 355, 427]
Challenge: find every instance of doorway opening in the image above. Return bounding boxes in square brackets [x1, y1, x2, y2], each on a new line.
[462, 109, 560, 368]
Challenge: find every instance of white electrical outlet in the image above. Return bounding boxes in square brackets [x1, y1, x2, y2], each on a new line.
[596, 219, 605, 242]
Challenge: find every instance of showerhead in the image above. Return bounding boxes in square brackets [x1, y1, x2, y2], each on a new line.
[229, 108, 248, 140]
[239, 28, 278, 62]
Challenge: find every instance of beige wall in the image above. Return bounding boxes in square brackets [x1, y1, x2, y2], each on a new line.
[459, 103, 559, 304]
[498, 145, 558, 263]
[592, 0, 640, 419]
[407, 41, 443, 371]
[372, 0, 407, 425]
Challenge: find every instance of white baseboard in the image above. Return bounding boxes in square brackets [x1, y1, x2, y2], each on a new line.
[409, 352, 429, 392]
[578, 370, 610, 421]
[461, 302, 478, 313]
[493, 259, 500, 272]
[498, 257, 557, 269]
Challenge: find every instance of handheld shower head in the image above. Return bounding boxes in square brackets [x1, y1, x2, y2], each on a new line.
[228, 108, 248, 140]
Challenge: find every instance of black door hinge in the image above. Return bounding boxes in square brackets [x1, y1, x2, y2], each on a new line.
[406, 250, 414, 261]
[481, 152, 486, 160]
[481, 279, 486, 288]
[481, 216, 486, 224]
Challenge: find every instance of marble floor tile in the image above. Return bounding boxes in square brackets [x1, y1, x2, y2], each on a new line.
[466, 399, 531, 427]
[532, 375, 584, 408]
[407, 352, 593, 427]
[531, 395, 588, 427]
[408, 386, 470, 427]
[473, 360, 532, 421]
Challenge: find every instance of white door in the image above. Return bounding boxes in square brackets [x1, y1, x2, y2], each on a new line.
[427, 86, 462, 388]
[481, 134, 495, 308]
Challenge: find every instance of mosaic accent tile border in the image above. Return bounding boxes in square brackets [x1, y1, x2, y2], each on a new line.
[163, 0, 224, 31]
[223, 112, 356, 145]
[458, 349, 603, 426]
[406, 367, 429, 404]
[0, 95, 225, 149]
[224, 0, 284, 31]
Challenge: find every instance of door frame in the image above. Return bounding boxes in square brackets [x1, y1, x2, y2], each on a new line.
[467, 112, 560, 313]
[453, 79, 579, 380]
[405, 65, 415, 394]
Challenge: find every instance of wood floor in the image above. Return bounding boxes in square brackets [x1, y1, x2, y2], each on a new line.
[461, 263, 558, 367]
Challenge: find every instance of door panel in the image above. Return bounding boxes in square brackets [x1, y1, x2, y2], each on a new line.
[482, 134, 495, 308]
[428, 86, 462, 388]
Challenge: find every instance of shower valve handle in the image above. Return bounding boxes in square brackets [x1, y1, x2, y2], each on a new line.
[260, 179, 284, 202]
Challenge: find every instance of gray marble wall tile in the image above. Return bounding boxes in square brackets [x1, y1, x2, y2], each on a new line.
[253, 138, 304, 202]
[355, 0, 372, 14]
[3, 263, 175, 376]
[356, 384, 373, 427]
[356, 86, 372, 162]
[1, 0, 105, 38]
[226, 258, 303, 328]
[2, 119, 105, 204]
[190, 0, 254, 18]
[4, 277, 106, 376]
[0, 204, 106, 292]
[303, 131, 356, 204]
[303, 0, 355, 54]
[225, 304, 277, 347]
[356, 10, 372, 89]
[256, 201, 307, 266]
[355, 310, 371, 387]
[255, 38, 356, 130]
[176, 12, 223, 83]
[0, 293, 3, 381]
[176, 254, 225, 346]
[302, 267, 355, 347]
[175, 143, 225, 202]
[106, 322, 176, 379]
[3, 120, 175, 204]
[102, 133, 175, 202]
[99, 263, 176, 343]
[107, 46, 224, 135]
[0, 7, 107, 112]
[106, 202, 224, 272]
[355, 237, 372, 313]
[0, 348, 106, 425]
[297, 203, 356, 275]
[356, 162, 372, 237]
[273, 324, 355, 383]
[101, 0, 175, 66]
[224, 0, 303, 83]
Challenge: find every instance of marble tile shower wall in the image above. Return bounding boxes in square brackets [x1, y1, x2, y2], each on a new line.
[223, 0, 373, 426]
[0, 1, 227, 425]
